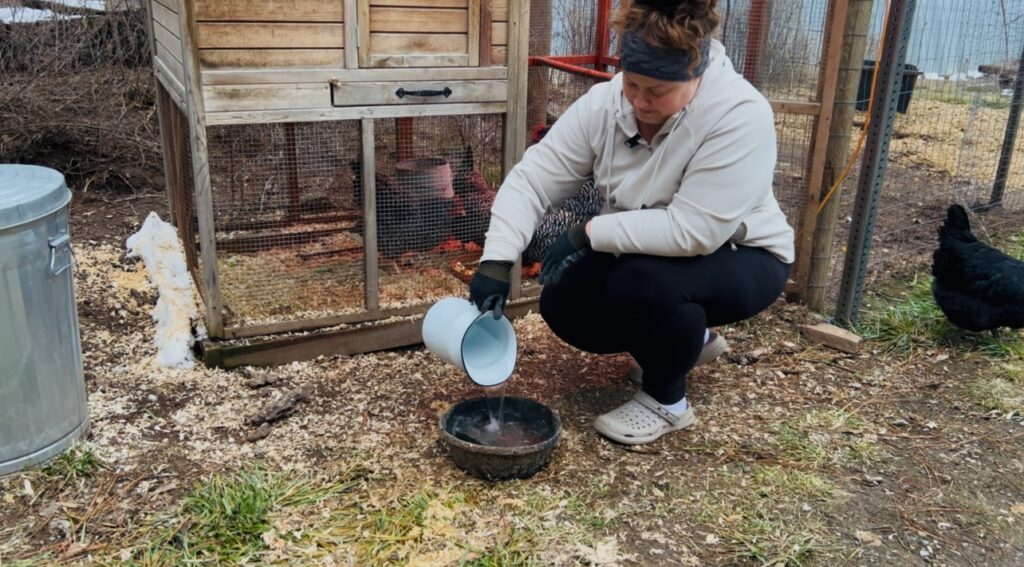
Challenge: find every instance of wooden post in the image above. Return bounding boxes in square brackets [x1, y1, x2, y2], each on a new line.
[468, 0, 481, 67]
[344, 0, 359, 69]
[806, 0, 874, 310]
[789, 0, 849, 302]
[742, 0, 773, 88]
[989, 42, 1024, 208]
[144, 0, 176, 225]
[834, 0, 918, 325]
[361, 119, 380, 311]
[595, 0, 612, 72]
[285, 123, 301, 222]
[479, 0, 493, 66]
[396, 118, 414, 161]
[505, 0, 530, 300]
[357, 0, 371, 68]
[179, 0, 224, 337]
[526, 0, 552, 131]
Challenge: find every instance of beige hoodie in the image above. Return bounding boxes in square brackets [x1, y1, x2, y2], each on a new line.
[481, 40, 795, 265]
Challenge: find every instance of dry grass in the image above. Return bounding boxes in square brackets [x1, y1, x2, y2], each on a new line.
[0, 7, 161, 193]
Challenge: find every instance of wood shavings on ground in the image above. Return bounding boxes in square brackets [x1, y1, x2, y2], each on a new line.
[4, 235, 1024, 566]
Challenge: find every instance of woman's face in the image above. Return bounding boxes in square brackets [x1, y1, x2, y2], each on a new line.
[622, 71, 700, 127]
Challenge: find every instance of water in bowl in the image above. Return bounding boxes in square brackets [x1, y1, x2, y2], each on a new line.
[450, 392, 552, 448]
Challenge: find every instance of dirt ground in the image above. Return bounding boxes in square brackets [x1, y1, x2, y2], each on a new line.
[0, 182, 1022, 566]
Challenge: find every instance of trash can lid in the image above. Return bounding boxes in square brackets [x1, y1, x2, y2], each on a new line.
[0, 165, 71, 231]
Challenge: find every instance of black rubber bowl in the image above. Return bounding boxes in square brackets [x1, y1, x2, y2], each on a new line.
[439, 396, 561, 481]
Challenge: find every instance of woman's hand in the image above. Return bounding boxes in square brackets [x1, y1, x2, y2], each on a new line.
[469, 260, 513, 319]
[539, 222, 590, 285]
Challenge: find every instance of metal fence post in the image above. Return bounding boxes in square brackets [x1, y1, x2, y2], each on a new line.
[989, 42, 1024, 208]
[833, 0, 918, 326]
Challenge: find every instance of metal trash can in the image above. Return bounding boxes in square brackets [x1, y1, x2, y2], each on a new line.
[0, 165, 89, 476]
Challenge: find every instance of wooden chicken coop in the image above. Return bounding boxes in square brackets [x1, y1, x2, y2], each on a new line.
[144, 0, 534, 367]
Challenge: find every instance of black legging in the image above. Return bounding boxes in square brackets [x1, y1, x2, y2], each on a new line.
[539, 244, 790, 405]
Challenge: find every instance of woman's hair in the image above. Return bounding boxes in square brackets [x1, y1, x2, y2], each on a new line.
[613, 0, 720, 73]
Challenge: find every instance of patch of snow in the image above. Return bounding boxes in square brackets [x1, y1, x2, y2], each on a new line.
[50, 0, 108, 9]
[0, 7, 68, 23]
[923, 71, 986, 81]
[126, 212, 202, 369]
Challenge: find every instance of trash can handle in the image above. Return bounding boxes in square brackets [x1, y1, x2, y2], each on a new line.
[49, 232, 75, 276]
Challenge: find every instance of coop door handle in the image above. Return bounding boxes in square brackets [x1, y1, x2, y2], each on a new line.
[395, 87, 453, 99]
[49, 232, 75, 276]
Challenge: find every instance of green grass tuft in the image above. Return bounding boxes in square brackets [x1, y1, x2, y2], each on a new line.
[965, 362, 1024, 416]
[41, 444, 106, 484]
[697, 465, 840, 566]
[772, 410, 881, 468]
[857, 273, 1024, 358]
[123, 466, 367, 565]
[460, 528, 538, 567]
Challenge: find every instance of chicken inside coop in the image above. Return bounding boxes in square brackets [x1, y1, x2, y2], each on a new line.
[350, 152, 494, 275]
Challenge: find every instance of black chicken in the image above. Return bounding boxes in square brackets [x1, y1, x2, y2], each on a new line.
[449, 146, 495, 246]
[350, 161, 454, 261]
[931, 204, 1024, 333]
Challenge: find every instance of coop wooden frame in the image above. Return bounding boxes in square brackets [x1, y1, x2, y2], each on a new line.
[146, 0, 531, 366]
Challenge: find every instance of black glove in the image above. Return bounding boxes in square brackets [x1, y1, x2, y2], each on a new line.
[469, 260, 513, 319]
[539, 222, 590, 286]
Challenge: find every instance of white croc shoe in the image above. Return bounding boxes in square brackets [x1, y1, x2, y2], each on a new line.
[593, 391, 696, 445]
[627, 332, 728, 386]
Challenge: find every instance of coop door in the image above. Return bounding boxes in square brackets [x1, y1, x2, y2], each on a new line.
[358, 0, 491, 68]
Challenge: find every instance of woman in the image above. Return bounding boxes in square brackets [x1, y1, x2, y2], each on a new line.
[469, 0, 794, 445]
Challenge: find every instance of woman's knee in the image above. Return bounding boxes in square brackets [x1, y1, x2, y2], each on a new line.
[604, 256, 681, 313]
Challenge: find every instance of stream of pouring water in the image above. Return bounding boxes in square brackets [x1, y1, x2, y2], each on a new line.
[482, 383, 506, 433]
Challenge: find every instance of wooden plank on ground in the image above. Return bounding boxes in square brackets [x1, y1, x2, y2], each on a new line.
[370, 7, 468, 33]
[370, 32, 466, 54]
[203, 297, 539, 367]
[198, 23, 344, 49]
[200, 49, 345, 69]
[195, 0, 343, 21]
[798, 323, 863, 353]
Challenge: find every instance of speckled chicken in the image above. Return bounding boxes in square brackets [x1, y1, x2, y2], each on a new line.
[521, 124, 604, 266]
